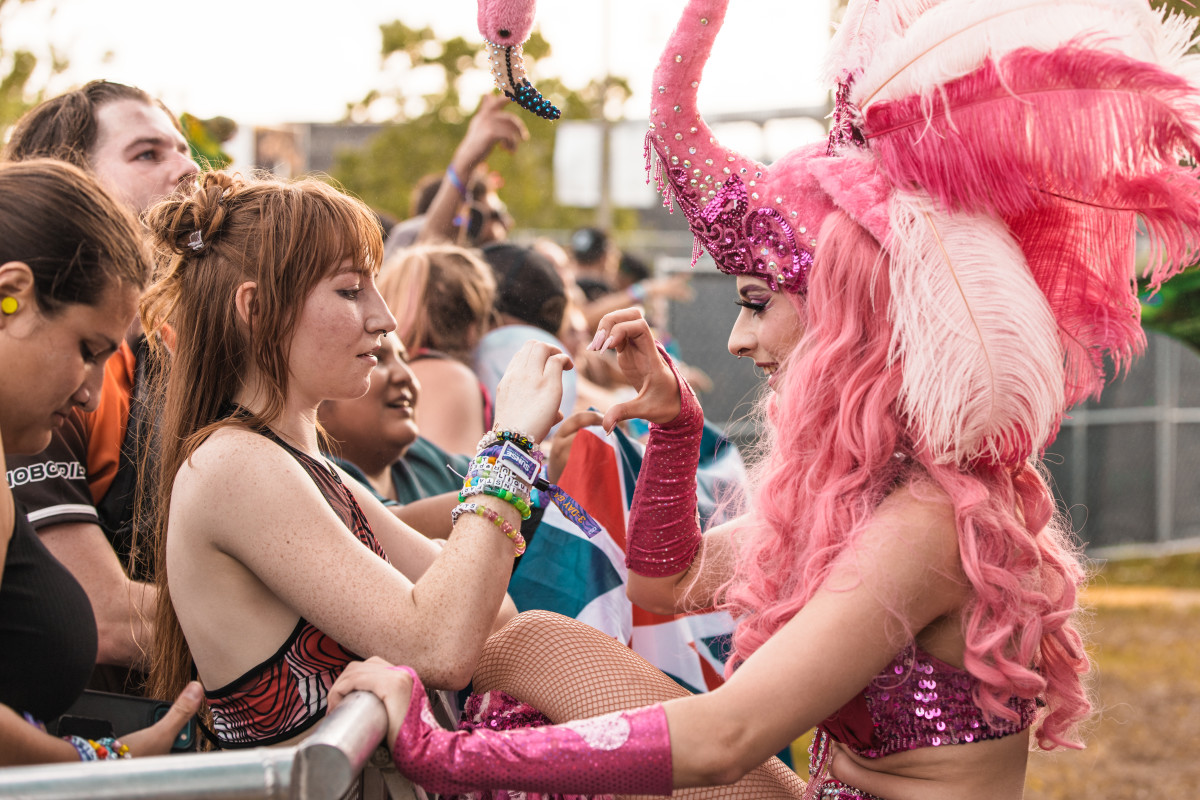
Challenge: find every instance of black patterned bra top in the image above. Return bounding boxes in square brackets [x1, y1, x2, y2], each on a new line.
[204, 426, 389, 747]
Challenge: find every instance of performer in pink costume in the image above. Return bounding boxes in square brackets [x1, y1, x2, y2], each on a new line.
[330, 0, 1200, 797]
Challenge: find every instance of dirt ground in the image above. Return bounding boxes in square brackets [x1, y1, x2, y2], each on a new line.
[1024, 587, 1200, 799]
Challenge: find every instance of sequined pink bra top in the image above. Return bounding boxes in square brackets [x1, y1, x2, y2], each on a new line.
[820, 644, 1038, 758]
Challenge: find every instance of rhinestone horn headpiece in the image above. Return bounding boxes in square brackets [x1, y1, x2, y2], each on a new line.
[644, 0, 1200, 467]
[644, 1, 892, 294]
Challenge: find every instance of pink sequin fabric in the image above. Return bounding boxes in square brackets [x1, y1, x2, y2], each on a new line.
[803, 645, 1037, 798]
[390, 668, 673, 798]
[625, 347, 704, 577]
[855, 645, 1036, 757]
[451, 691, 612, 800]
[642, 1, 845, 294]
[646, 148, 815, 294]
[805, 644, 1037, 798]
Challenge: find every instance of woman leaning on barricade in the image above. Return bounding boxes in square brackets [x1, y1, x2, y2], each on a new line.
[139, 170, 569, 749]
[0, 159, 199, 766]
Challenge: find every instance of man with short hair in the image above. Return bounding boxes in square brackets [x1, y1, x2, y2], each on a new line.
[6, 81, 197, 215]
[4, 81, 199, 684]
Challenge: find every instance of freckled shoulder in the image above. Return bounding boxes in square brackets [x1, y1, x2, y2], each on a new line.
[171, 425, 312, 508]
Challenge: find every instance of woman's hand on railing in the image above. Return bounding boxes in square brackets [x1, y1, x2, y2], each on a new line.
[120, 681, 203, 757]
[329, 657, 415, 750]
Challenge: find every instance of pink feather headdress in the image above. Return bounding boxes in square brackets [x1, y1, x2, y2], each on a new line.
[644, 0, 1200, 466]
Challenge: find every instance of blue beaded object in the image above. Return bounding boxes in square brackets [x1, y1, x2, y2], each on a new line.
[63, 735, 96, 761]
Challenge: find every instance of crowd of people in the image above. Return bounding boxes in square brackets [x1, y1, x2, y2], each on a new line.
[4, 0, 1200, 797]
[0, 69, 695, 771]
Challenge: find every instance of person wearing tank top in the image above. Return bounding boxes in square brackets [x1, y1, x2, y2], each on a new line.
[139, 171, 570, 749]
[314, 0, 1200, 795]
[0, 160, 199, 765]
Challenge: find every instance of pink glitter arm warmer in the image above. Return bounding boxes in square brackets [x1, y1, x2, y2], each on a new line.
[390, 667, 674, 797]
[625, 346, 704, 576]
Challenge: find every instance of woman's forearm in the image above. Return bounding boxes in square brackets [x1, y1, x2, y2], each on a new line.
[0, 706, 79, 766]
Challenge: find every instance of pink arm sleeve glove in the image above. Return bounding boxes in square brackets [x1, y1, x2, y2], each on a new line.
[625, 346, 704, 576]
[390, 667, 674, 797]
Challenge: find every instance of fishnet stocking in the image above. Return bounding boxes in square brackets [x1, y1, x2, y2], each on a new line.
[474, 610, 807, 800]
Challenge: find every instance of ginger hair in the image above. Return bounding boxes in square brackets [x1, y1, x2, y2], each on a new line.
[139, 170, 384, 701]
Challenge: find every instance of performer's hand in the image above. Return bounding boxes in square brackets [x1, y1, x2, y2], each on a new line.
[589, 308, 681, 432]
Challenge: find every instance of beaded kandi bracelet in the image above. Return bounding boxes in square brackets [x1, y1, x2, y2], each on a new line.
[63, 735, 131, 761]
[467, 442, 539, 485]
[477, 428, 544, 463]
[459, 483, 533, 520]
[451, 502, 527, 556]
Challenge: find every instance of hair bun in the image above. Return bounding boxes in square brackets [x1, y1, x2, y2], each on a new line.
[149, 170, 237, 257]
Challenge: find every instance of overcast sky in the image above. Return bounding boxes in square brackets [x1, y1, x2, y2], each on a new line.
[3, 0, 829, 127]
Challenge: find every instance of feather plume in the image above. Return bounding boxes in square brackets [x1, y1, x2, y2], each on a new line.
[887, 192, 1064, 464]
[853, 0, 1169, 109]
[1003, 166, 1200, 407]
[1126, 166, 1200, 286]
[864, 47, 1200, 220]
[823, 0, 885, 85]
[826, 0, 966, 86]
[1005, 201, 1143, 408]
[1139, 7, 1200, 84]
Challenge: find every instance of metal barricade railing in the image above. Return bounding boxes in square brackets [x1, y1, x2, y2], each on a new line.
[0, 691, 408, 800]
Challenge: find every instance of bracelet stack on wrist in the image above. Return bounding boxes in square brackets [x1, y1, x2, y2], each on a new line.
[63, 735, 131, 761]
[476, 428, 544, 462]
[452, 431, 543, 555]
[455, 426, 603, 543]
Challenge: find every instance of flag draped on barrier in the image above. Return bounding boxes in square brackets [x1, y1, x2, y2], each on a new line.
[508, 422, 747, 694]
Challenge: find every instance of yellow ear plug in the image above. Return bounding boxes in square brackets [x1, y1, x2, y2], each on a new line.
[0, 296, 18, 315]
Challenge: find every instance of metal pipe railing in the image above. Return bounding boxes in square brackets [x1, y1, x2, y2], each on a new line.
[0, 690, 389, 800]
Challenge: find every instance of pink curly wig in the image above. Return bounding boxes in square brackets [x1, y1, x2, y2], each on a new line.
[722, 211, 1091, 750]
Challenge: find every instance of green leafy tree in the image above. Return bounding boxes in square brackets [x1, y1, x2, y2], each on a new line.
[0, 0, 69, 135]
[332, 21, 636, 231]
[181, 112, 237, 171]
[1139, 0, 1200, 352]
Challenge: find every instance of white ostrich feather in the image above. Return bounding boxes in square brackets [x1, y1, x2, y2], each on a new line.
[887, 192, 1065, 465]
[825, 0, 945, 86]
[1150, 9, 1200, 91]
[823, 0, 883, 85]
[854, 0, 1169, 110]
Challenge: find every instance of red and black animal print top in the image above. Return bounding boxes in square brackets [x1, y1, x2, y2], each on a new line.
[204, 428, 390, 748]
